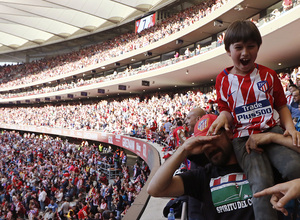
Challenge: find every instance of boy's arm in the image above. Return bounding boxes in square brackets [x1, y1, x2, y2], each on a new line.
[277, 105, 300, 146]
[147, 135, 217, 197]
[207, 111, 232, 135]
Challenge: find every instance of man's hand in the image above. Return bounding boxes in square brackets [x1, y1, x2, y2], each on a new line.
[254, 179, 300, 216]
[245, 133, 273, 154]
[182, 135, 218, 156]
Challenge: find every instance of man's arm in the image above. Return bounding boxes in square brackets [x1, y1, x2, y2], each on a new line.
[147, 146, 186, 197]
[245, 132, 300, 154]
[277, 105, 300, 146]
[147, 135, 217, 197]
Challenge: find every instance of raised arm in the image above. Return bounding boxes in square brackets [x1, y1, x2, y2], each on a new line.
[147, 135, 217, 197]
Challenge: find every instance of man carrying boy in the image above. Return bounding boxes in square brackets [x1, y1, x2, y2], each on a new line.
[148, 114, 255, 219]
[208, 20, 300, 220]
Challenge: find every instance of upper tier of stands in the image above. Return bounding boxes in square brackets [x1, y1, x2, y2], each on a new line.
[0, 0, 228, 90]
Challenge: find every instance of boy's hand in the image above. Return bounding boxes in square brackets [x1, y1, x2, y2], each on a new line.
[207, 113, 230, 136]
[283, 129, 300, 147]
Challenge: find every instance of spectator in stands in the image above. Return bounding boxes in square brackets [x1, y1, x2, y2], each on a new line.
[38, 187, 47, 212]
[195, 44, 201, 55]
[174, 51, 179, 59]
[288, 88, 300, 130]
[100, 198, 108, 211]
[184, 108, 206, 136]
[282, 0, 293, 12]
[47, 199, 58, 213]
[181, 107, 206, 220]
[148, 114, 300, 219]
[205, 99, 216, 114]
[286, 84, 298, 104]
[163, 119, 173, 134]
[60, 197, 70, 219]
[148, 114, 256, 219]
[184, 47, 191, 58]
[172, 120, 185, 148]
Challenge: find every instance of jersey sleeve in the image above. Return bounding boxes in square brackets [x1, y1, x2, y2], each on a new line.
[215, 72, 231, 113]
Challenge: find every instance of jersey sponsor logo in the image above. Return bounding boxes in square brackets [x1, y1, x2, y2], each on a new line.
[235, 99, 273, 121]
[257, 80, 269, 92]
[210, 173, 253, 213]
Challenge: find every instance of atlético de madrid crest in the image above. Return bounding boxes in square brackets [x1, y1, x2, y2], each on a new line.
[257, 81, 269, 92]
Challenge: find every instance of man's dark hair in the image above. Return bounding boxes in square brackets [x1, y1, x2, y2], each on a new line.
[289, 84, 298, 89]
[177, 120, 183, 126]
[224, 20, 262, 52]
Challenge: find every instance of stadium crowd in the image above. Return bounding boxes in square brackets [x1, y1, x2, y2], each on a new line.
[0, 0, 229, 90]
[0, 68, 299, 219]
[0, 89, 216, 135]
[0, 0, 297, 99]
[1, 64, 299, 137]
[0, 131, 149, 220]
[0, 43, 221, 99]
[1, 0, 300, 219]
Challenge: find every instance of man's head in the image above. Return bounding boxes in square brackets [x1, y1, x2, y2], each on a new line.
[292, 89, 300, 103]
[185, 108, 205, 133]
[194, 114, 235, 166]
[176, 120, 183, 127]
[289, 84, 298, 94]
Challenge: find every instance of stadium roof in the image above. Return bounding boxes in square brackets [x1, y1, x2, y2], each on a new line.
[0, 0, 175, 55]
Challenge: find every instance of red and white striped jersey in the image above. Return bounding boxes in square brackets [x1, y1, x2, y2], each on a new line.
[286, 94, 293, 105]
[216, 64, 286, 138]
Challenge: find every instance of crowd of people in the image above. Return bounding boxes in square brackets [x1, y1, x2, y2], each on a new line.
[0, 89, 216, 137]
[148, 18, 300, 220]
[0, 0, 229, 90]
[0, 48, 219, 99]
[0, 64, 300, 141]
[1, 1, 300, 220]
[0, 0, 297, 100]
[0, 131, 149, 220]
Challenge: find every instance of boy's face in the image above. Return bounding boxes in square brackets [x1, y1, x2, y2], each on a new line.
[227, 40, 259, 75]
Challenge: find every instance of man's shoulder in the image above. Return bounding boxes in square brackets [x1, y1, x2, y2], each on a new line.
[290, 101, 298, 108]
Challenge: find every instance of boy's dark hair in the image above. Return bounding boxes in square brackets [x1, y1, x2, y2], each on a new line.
[224, 20, 262, 52]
